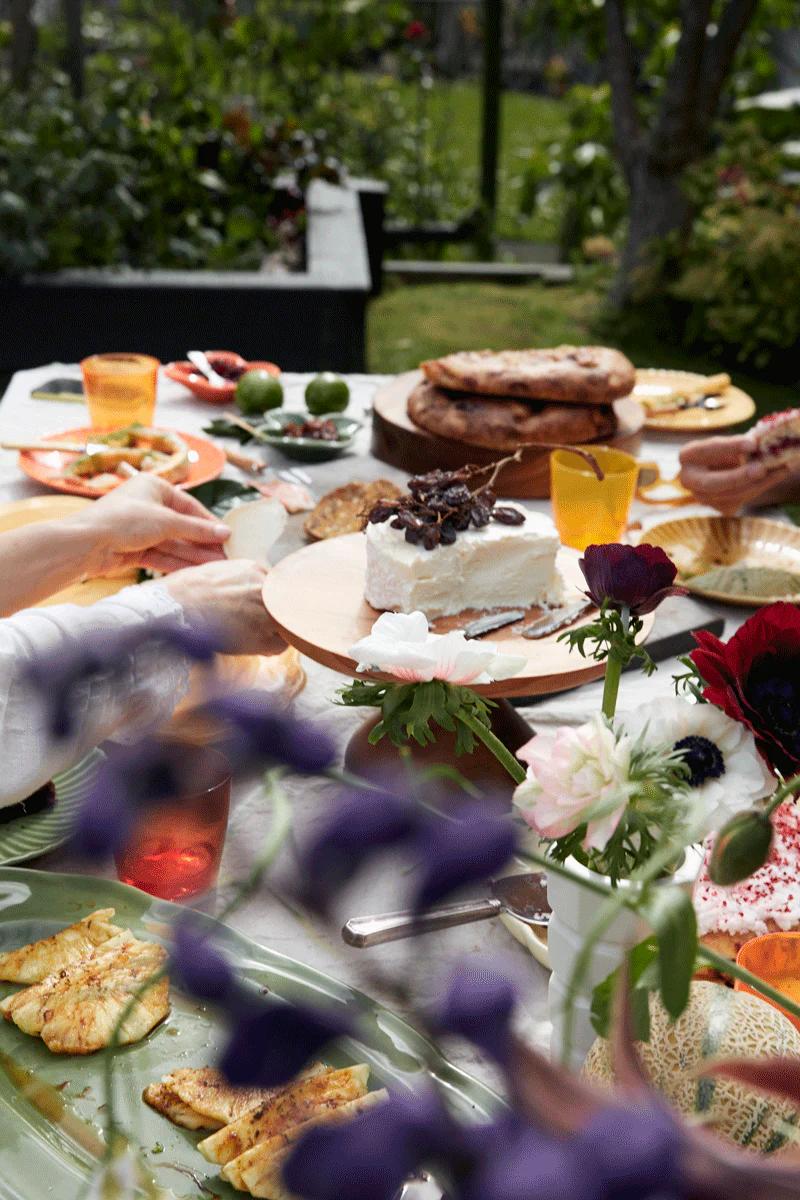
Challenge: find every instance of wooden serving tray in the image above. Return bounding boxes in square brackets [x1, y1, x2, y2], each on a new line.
[370, 371, 645, 499]
[262, 533, 654, 700]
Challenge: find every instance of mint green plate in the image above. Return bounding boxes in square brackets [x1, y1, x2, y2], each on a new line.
[0, 751, 102, 866]
[0, 868, 499, 1199]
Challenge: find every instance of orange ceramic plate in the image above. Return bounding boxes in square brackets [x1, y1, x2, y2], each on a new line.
[164, 349, 281, 405]
[18, 426, 226, 498]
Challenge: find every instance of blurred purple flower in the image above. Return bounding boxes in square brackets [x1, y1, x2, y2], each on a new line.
[432, 961, 519, 1066]
[170, 921, 238, 1005]
[220, 999, 353, 1088]
[205, 691, 336, 773]
[26, 619, 222, 739]
[72, 738, 183, 857]
[457, 1115, 598, 1200]
[282, 1087, 451, 1200]
[411, 804, 516, 911]
[297, 787, 420, 912]
[575, 1103, 684, 1200]
[580, 544, 686, 617]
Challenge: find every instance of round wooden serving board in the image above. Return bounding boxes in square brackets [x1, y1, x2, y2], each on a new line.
[370, 371, 645, 499]
[262, 533, 654, 699]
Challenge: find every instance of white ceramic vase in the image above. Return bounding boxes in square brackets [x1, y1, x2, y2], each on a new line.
[547, 848, 702, 1067]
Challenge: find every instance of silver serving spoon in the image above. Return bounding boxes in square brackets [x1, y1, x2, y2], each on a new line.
[188, 349, 229, 389]
[342, 873, 550, 947]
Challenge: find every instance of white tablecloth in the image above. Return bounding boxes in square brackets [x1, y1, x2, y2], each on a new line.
[0, 364, 758, 1081]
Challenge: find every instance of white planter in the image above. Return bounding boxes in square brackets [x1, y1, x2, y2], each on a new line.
[547, 849, 702, 1067]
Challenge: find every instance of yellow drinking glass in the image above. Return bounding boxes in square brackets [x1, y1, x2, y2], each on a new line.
[80, 353, 159, 429]
[550, 446, 641, 551]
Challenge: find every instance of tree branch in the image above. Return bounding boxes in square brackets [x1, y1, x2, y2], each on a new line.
[650, 0, 713, 168]
[604, 0, 641, 179]
[698, 0, 759, 126]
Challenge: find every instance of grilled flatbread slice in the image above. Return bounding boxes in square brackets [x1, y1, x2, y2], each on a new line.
[0, 909, 123, 983]
[221, 1089, 387, 1198]
[199, 1064, 369, 1166]
[66, 427, 190, 486]
[1, 932, 169, 1053]
[421, 346, 635, 404]
[144, 1065, 325, 1131]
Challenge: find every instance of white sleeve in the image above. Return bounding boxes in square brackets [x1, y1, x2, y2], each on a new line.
[0, 582, 191, 806]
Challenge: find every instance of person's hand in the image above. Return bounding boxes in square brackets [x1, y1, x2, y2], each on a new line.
[163, 559, 286, 656]
[73, 474, 231, 574]
[679, 435, 795, 515]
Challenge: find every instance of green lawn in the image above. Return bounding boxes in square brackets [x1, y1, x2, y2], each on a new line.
[367, 278, 795, 418]
[391, 81, 565, 243]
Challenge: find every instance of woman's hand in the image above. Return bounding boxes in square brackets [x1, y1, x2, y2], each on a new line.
[679, 435, 796, 515]
[75, 475, 231, 574]
[164, 559, 286, 656]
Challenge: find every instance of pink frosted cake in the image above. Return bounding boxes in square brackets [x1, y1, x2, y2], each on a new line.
[694, 801, 800, 974]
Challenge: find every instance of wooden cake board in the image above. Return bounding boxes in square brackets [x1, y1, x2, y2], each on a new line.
[262, 534, 653, 701]
[370, 371, 645, 500]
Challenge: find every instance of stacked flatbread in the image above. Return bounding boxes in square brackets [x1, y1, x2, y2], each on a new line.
[0, 909, 170, 1053]
[145, 1062, 386, 1198]
[409, 345, 636, 451]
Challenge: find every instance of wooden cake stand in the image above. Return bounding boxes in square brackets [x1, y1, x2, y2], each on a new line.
[370, 371, 645, 500]
[262, 536, 654, 796]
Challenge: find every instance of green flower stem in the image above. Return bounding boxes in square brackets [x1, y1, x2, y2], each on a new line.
[697, 945, 800, 1026]
[98, 769, 292, 1169]
[457, 711, 527, 785]
[517, 846, 614, 900]
[601, 604, 630, 720]
[765, 770, 800, 817]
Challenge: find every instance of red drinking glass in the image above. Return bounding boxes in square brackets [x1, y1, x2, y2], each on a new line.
[114, 743, 231, 901]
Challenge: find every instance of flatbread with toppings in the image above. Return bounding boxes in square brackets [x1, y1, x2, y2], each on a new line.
[421, 346, 635, 404]
[143, 1066, 309, 1132]
[304, 479, 402, 540]
[65, 426, 189, 487]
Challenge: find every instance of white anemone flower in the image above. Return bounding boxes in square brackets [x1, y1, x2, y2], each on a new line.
[619, 696, 775, 838]
[349, 611, 526, 685]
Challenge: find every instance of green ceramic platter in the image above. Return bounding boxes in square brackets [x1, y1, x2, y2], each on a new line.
[0, 868, 500, 1199]
[0, 750, 102, 866]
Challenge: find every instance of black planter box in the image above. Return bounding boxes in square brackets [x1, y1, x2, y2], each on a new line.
[0, 182, 371, 374]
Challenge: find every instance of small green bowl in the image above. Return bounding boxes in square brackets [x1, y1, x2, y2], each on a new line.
[258, 411, 361, 462]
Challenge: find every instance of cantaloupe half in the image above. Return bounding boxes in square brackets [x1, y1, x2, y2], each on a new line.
[583, 981, 800, 1154]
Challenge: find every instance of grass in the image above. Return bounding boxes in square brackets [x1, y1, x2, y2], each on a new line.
[367, 277, 796, 418]
[391, 80, 566, 243]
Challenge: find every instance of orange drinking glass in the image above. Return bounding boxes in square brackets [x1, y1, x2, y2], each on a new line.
[735, 932, 800, 1032]
[114, 743, 231, 901]
[550, 446, 640, 552]
[80, 353, 159, 429]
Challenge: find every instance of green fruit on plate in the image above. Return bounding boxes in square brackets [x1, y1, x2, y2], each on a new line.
[236, 369, 284, 415]
[305, 372, 350, 415]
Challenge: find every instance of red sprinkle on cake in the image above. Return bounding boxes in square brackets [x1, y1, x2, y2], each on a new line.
[694, 801, 800, 965]
[746, 409, 800, 467]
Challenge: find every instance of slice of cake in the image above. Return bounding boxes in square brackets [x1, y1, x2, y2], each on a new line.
[363, 466, 564, 618]
[694, 800, 800, 975]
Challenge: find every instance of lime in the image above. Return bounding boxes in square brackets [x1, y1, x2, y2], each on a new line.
[305, 372, 350, 415]
[236, 369, 283, 415]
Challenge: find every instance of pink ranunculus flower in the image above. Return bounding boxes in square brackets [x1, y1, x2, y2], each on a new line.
[349, 611, 526, 685]
[513, 714, 634, 851]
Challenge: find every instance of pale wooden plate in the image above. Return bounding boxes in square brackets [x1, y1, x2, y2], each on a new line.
[0, 495, 139, 606]
[262, 533, 654, 699]
[644, 515, 800, 606]
[634, 368, 756, 433]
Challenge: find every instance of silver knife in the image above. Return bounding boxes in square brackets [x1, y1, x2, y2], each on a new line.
[342, 873, 549, 947]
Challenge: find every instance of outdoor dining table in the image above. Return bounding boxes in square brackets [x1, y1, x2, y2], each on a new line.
[0, 362, 772, 1084]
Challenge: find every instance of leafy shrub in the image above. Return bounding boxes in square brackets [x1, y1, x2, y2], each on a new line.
[664, 127, 800, 371]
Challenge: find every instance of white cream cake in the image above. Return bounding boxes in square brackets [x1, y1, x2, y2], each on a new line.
[364, 504, 564, 618]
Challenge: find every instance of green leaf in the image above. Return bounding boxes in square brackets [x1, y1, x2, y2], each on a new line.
[590, 936, 659, 1040]
[642, 886, 697, 1020]
[187, 478, 260, 516]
